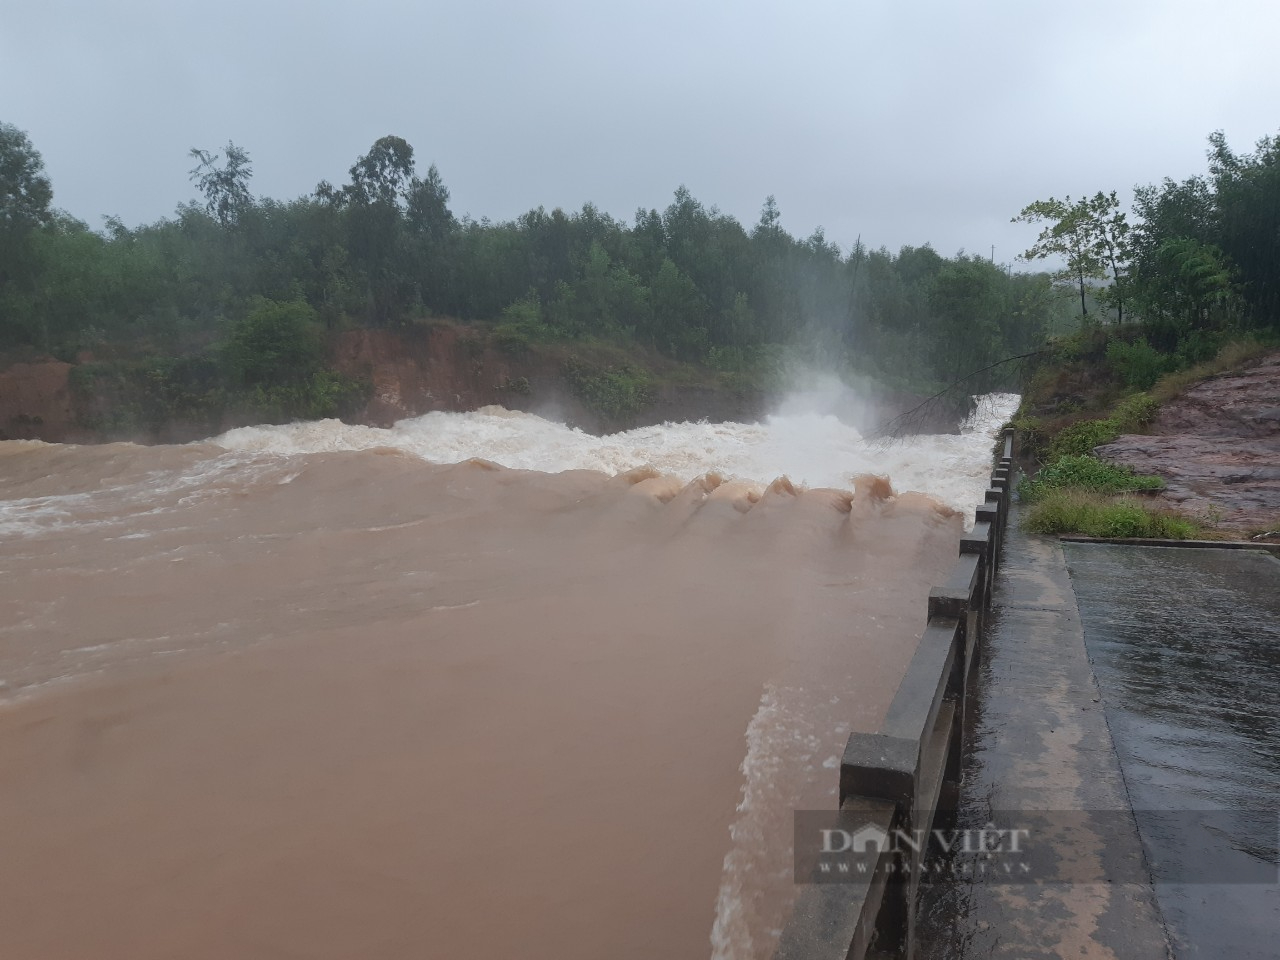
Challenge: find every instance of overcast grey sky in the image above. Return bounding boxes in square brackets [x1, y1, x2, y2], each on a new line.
[3, 0, 1277, 262]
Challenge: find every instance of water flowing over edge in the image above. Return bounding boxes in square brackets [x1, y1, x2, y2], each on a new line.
[0, 393, 1018, 540]
[209, 392, 1019, 506]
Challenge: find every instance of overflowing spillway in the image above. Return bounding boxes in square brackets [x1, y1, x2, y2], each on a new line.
[214, 395, 1019, 511]
[0, 392, 1017, 960]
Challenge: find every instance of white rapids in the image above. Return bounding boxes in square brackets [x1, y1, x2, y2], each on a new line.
[212, 392, 1019, 516]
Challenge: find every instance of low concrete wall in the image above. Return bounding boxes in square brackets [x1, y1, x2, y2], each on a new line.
[775, 428, 1015, 960]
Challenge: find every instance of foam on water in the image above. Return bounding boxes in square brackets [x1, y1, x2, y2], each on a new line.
[0, 448, 288, 538]
[1, 393, 1015, 539]
[212, 393, 1018, 515]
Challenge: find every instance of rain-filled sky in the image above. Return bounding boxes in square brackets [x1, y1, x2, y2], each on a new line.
[3, 0, 1277, 262]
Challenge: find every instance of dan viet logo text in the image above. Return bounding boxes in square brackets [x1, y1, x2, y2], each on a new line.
[794, 809, 1279, 885]
[819, 822, 1030, 855]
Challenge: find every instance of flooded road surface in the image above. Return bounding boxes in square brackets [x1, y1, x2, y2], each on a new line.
[1064, 543, 1280, 960]
[0, 398, 1014, 960]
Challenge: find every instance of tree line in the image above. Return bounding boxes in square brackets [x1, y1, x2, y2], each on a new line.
[0, 124, 1074, 420]
[1013, 128, 1280, 364]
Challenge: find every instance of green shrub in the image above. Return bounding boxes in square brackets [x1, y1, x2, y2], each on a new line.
[242, 370, 369, 422]
[562, 356, 654, 421]
[1174, 329, 1225, 365]
[1024, 489, 1198, 539]
[1106, 337, 1173, 391]
[1048, 418, 1120, 458]
[1110, 393, 1159, 432]
[492, 295, 554, 356]
[223, 298, 323, 387]
[492, 323, 533, 356]
[71, 356, 229, 434]
[1019, 455, 1163, 502]
[1010, 412, 1047, 458]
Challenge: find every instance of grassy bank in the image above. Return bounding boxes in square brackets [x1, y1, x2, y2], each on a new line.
[1023, 489, 1200, 539]
[1011, 327, 1275, 539]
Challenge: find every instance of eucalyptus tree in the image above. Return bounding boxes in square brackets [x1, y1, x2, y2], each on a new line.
[188, 141, 253, 227]
[0, 122, 54, 344]
[405, 163, 458, 311]
[1013, 195, 1110, 321]
[1206, 129, 1280, 327]
[335, 135, 418, 325]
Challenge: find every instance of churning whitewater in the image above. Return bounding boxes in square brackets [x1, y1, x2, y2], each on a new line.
[0, 392, 1016, 960]
[212, 394, 1018, 515]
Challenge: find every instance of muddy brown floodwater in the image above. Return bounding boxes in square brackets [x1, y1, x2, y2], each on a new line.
[0, 401, 1011, 959]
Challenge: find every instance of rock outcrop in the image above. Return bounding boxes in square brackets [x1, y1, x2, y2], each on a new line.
[1097, 353, 1280, 532]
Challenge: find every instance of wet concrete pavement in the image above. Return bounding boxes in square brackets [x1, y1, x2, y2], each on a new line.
[917, 506, 1171, 960]
[1063, 543, 1280, 960]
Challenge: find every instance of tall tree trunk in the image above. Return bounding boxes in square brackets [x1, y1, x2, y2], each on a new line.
[1106, 249, 1124, 324]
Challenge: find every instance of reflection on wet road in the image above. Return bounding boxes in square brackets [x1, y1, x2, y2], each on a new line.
[1065, 544, 1280, 960]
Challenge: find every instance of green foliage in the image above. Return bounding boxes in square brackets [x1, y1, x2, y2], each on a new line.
[70, 351, 368, 434]
[927, 257, 1004, 384]
[241, 370, 369, 422]
[1128, 129, 1280, 341]
[0, 122, 1070, 400]
[0, 119, 1106, 435]
[1048, 419, 1120, 458]
[0, 122, 56, 347]
[707, 343, 788, 393]
[1013, 191, 1130, 321]
[1019, 455, 1163, 501]
[345, 136, 415, 208]
[492, 295, 555, 356]
[1042, 392, 1158, 460]
[188, 142, 253, 226]
[562, 356, 654, 421]
[497, 375, 531, 396]
[1206, 130, 1280, 326]
[648, 257, 709, 360]
[1023, 489, 1197, 539]
[1110, 392, 1159, 431]
[0, 122, 53, 231]
[1009, 411, 1047, 458]
[1105, 337, 1171, 390]
[1131, 236, 1241, 339]
[223, 299, 323, 387]
[491, 324, 532, 356]
[71, 357, 228, 435]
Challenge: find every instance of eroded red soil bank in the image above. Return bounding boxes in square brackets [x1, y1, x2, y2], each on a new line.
[0, 327, 962, 444]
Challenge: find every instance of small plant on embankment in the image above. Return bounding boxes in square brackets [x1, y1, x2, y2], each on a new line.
[1042, 393, 1159, 459]
[1018, 455, 1164, 500]
[1022, 489, 1199, 539]
[1016, 329, 1273, 461]
[1017, 453, 1191, 538]
[1011, 332, 1229, 539]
